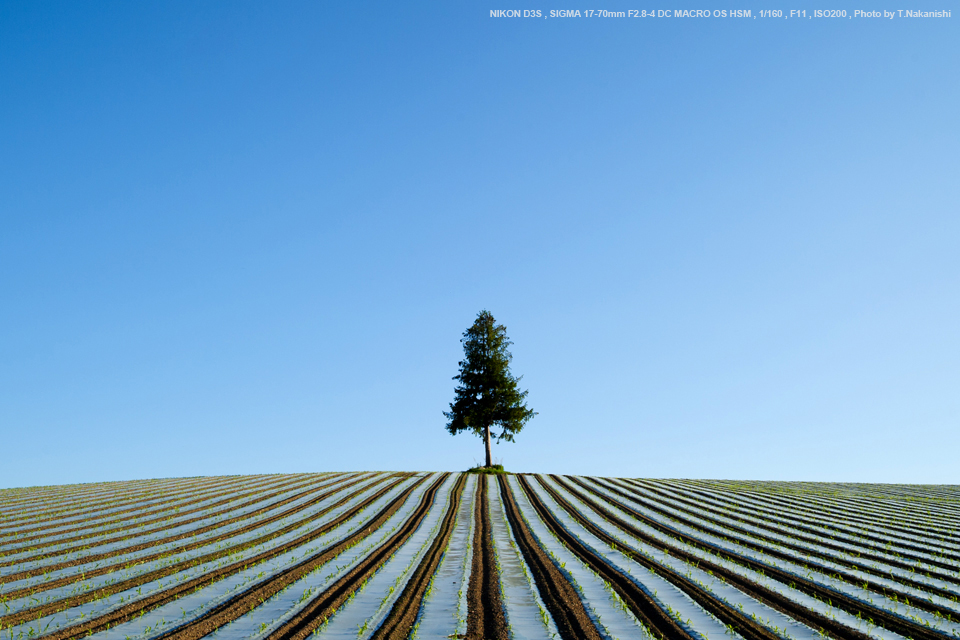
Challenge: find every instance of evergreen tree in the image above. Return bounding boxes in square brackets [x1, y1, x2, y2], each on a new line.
[444, 310, 536, 468]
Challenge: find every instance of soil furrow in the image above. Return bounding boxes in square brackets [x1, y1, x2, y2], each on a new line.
[0, 477, 231, 511]
[563, 477, 878, 640]
[0, 475, 311, 548]
[604, 478, 960, 591]
[0, 476, 257, 534]
[0, 473, 373, 595]
[668, 482, 960, 545]
[571, 476, 954, 640]
[151, 474, 444, 640]
[0, 475, 328, 560]
[0, 473, 359, 572]
[626, 480, 960, 570]
[662, 480, 960, 554]
[0, 476, 263, 545]
[516, 475, 697, 640]
[535, 475, 783, 640]
[589, 479, 960, 610]
[0, 478, 238, 526]
[673, 487, 960, 544]
[463, 476, 509, 640]
[496, 475, 602, 640]
[370, 473, 468, 640]
[4, 474, 414, 631]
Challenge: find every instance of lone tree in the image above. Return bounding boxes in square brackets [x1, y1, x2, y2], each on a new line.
[444, 310, 536, 468]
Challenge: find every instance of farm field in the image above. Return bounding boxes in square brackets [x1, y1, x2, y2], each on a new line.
[2, 474, 959, 640]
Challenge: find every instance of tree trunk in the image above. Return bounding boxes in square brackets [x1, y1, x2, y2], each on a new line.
[484, 424, 492, 468]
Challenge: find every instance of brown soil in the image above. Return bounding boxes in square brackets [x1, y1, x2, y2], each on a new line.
[370, 473, 468, 640]
[0, 476, 235, 522]
[6, 474, 415, 634]
[153, 474, 446, 640]
[463, 476, 509, 640]
[1, 482, 197, 527]
[0, 475, 257, 533]
[589, 477, 960, 610]
[0, 475, 312, 550]
[2, 473, 374, 596]
[1, 475, 357, 568]
[517, 475, 696, 640]
[0, 474, 329, 559]
[666, 480, 960, 545]
[569, 476, 950, 640]
[639, 477, 960, 546]
[496, 475, 601, 640]
[0, 476, 282, 537]
[0, 476, 232, 511]
[625, 479, 960, 570]
[535, 476, 781, 640]
[0, 476, 271, 552]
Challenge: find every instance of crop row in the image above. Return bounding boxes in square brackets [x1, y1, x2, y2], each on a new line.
[1, 474, 957, 640]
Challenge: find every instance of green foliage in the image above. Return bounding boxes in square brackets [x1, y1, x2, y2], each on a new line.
[465, 465, 508, 475]
[444, 310, 536, 465]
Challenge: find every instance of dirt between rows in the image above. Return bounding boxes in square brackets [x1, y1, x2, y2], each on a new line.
[370, 473, 468, 640]
[462, 476, 509, 640]
[0, 484, 137, 512]
[0, 476, 347, 568]
[0, 474, 311, 546]
[0, 476, 244, 511]
[0, 475, 280, 550]
[2, 473, 373, 593]
[496, 474, 601, 640]
[267, 474, 455, 640]
[535, 476, 781, 640]
[569, 476, 952, 640]
[609, 476, 960, 594]
[0, 474, 329, 559]
[668, 480, 960, 544]
[5, 474, 414, 633]
[628, 479, 960, 569]
[644, 477, 960, 550]
[0, 474, 279, 531]
[562, 476, 875, 640]
[597, 478, 960, 611]
[152, 474, 443, 640]
[518, 474, 696, 640]
[773, 491, 960, 537]
[0, 474, 349, 568]
[0, 475, 251, 533]
[622, 478, 946, 571]
[0, 477, 243, 524]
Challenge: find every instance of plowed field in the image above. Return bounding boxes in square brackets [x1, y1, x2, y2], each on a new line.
[2, 474, 958, 640]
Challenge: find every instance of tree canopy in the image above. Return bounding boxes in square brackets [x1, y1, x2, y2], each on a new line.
[444, 310, 536, 468]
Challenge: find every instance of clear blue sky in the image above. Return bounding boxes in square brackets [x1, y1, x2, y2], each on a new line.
[1, 2, 957, 488]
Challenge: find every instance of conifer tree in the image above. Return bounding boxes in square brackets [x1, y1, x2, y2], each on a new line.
[444, 310, 536, 468]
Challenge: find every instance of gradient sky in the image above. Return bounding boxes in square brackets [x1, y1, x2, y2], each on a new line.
[1, 2, 957, 488]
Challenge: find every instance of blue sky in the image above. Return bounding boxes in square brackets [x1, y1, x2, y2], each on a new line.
[1, 2, 957, 488]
